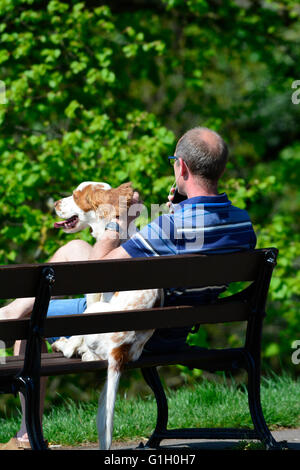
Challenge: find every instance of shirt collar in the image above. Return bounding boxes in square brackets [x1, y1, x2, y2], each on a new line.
[175, 192, 231, 208]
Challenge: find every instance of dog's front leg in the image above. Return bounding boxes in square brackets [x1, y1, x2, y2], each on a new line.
[52, 335, 84, 358]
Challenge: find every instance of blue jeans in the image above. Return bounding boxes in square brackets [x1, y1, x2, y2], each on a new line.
[46, 297, 175, 352]
[46, 297, 87, 344]
[45, 292, 212, 352]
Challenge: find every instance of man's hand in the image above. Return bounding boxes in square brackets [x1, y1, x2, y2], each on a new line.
[166, 186, 175, 213]
[89, 191, 142, 261]
[128, 190, 144, 222]
[117, 190, 144, 239]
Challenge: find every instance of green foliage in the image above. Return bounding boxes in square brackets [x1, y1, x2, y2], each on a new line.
[0, 0, 299, 373]
[0, 0, 175, 262]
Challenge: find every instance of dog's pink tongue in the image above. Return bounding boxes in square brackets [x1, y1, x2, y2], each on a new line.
[54, 215, 79, 229]
[54, 220, 66, 228]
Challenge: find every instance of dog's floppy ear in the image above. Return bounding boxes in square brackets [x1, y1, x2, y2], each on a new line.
[73, 184, 108, 212]
[113, 182, 134, 217]
[74, 182, 134, 220]
[95, 182, 134, 220]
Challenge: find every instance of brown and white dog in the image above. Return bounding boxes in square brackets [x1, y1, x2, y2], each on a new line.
[51, 181, 160, 450]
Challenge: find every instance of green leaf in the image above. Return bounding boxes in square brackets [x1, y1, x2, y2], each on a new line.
[64, 100, 81, 118]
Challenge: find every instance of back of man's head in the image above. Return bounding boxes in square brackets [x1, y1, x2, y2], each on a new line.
[175, 127, 228, 184]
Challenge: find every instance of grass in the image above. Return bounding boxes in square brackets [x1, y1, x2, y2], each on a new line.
[0, 373, 299, 447]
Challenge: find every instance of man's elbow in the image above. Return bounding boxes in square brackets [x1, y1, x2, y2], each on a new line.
[90, 245, 131, 261]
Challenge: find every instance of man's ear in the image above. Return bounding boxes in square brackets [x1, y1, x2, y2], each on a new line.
[179, 158, 189, 180]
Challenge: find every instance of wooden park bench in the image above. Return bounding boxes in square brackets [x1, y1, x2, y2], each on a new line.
[0, 248, 285, 450]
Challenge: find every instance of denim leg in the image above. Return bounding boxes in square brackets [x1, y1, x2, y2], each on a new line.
[46, 297, 87, 344]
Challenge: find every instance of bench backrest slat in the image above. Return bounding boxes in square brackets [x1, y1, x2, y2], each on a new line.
[0, 299, 250, 341]
[0, 250, 264, 299]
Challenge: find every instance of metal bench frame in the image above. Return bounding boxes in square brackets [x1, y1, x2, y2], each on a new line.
[0, 248, 285, 450]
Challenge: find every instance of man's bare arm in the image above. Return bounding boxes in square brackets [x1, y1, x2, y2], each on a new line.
[89, 190, 143, 261]
[89, 229, 131, 260]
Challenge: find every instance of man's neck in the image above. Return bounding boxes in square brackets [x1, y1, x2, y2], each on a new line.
[185, 182, 219, 198]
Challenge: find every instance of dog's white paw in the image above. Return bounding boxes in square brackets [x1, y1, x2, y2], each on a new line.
[64, 336, 84, 358]
[81, 350, 99, 362]
[52, 336, 83, 358]
[51, 337, 69, 353]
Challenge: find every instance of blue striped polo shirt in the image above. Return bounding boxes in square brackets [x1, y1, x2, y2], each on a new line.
[122, 193, 256, 259]
[122, 193, 256, 351]
[122, 192, 256, 307]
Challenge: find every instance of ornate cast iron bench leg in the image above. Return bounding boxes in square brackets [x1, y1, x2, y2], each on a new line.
[16, 376, 48, 451]
[245, 352, 285, 450]
[140, 367, 168, 449]
[16, 267, 54, 451]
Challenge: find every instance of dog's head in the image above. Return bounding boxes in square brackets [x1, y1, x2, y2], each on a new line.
[54, 181, 134, 239]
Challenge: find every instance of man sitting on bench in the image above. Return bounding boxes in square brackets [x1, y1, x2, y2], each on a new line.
[0, 126, 256, 449]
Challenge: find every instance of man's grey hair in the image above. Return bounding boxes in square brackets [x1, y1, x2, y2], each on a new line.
[175, 127, 228, 182]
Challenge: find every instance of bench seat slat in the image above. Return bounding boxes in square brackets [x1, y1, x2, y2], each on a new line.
[0, 348, 245, 378]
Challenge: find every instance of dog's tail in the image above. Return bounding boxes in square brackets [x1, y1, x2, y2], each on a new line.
[97, 355, 124, 450]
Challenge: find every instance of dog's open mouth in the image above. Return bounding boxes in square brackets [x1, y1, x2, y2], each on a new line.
[54, 215, 79, 230]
